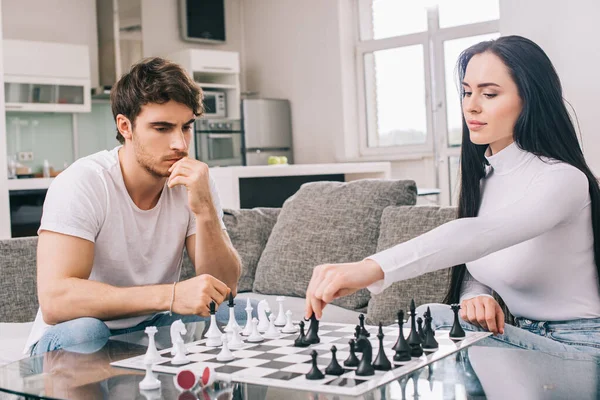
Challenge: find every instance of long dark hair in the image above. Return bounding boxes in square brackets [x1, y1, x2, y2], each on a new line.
[443, 35, 600, 309]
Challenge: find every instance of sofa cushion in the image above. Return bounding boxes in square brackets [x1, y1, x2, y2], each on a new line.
[366, 206, 457, 325]
[223, 208, 281, 292]
[179, 208, 281, 292]
[253, 179, 417, 311]
[0, 237, 39, 323]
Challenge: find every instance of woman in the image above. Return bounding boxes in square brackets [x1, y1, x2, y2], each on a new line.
[305, 35, 600, 356]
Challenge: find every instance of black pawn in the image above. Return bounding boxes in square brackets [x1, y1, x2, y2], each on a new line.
[392, 311, 411, 363]
[355, 338, 375, 376]
[294, 320, 310, 347]
[306, 350, 324, 380]
[343, 339, 359, 367]
[358, 314, 370, 337]
[304, 314, 320, 344]
[373, 323, 392, 371]
[227, 292, 235, 308]
[325, 346, 344, 375]
[422, 316, 439, 352]
[407, 300, 423, 357]
[209, 301, 216, 315]
[354, 325, 363, 353]
[417, 317, 424, 342]
[450, 304, 466, 340]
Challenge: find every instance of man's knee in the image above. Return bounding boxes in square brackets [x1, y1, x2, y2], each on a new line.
[415, 303, 455, 328]
[35, 317, 110, 354]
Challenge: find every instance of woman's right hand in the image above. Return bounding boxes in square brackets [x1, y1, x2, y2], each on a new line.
[460, 295, 505, 335]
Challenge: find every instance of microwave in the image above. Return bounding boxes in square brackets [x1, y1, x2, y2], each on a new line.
[202, 90, 226, 118]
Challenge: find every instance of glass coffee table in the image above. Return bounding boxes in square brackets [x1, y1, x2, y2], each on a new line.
[0, 320, 598, 399]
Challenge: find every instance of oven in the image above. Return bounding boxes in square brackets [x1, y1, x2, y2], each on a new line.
[195, 119, 244, 167]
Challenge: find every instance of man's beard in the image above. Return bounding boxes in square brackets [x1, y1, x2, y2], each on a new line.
[132, 134, 170, 178]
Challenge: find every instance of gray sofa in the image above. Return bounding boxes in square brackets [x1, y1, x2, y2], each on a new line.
[0, 179, 457, 365]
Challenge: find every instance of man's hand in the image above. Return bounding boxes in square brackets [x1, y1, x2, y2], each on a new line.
[172, 274, 230, 316]
[304, 259, 384, 320]
[167, 158, 214, 215]
[460, 295, 505, 335]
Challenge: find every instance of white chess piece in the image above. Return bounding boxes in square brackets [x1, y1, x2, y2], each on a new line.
[217, 334, 235, 362]
[170, 320, 187, 356]
[247, 318, 264, 343]
[171, 340, 190, 365]
[143, 326, 163, 364]
[205, 309, 223, 347]
[224, 300, 242, 333]
[263, 314, 281, 339]
[228, 326, 245, 350]
[257, 299, 271, 333]
[242, 298, 253, 336]
[281, 310, 298, 334]
[139, 359, 161, 390]
[274, 296, 287, 326]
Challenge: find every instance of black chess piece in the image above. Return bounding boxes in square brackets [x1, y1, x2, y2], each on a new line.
[425, 306, 435, 336]
[227, 292, 235, 308]
[209, 301, 216, 315]
[358, 314, 370, 337]
[422, 315, 439, 352]
[417, 317, 424, 342]
[294, 320, 310, 347]
[355, 337, 375, 376]
[354, 325, 363, 353]
[344, 339, 360, 367]
[373, 323, 392, 371]
[306, 350, 325, 380]
[325, 346, 344, 375]
[392, 311, 411, 363]
[304, 314, 320, 344]
[407, 300, 423, 357]
[450, 304, 466, 340]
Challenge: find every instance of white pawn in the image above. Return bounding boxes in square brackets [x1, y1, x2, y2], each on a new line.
[281, 310, 298, 334]
[263, 314, 281, 339]
[242, 298, 254, 336]
[217, 334, 235, 362]
[144, 326, 163, 364]
[229, 326, 245, 350]
[274, 296, 287, 327]
[171, 340, 190, 365]
[139, 359, 161, 390]
[247, 318, 264, 343]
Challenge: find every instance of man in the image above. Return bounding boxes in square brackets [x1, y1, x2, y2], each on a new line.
[25, 57, 247, 355]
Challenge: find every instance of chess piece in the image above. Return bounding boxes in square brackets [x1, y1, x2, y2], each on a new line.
[281, 310, 298, 334]
[358, 314, 370, 337]
[305, 350, 325, 380]
[139, 358, 161, 390]
[325, 346, 344, 376]
[224, 292, 241, 333]
[373, 323, 392, 371]
[228, 326, 245, 350]
[417, 317, 425, 342]
[247, 318, 264, 343]
[426, 306, 436, 336]
[294, 320, 310, 347]
[205, 302, 223, 347]
[392, 311, 411, 363]
[174, 369, 197, 392]
[242, 298, 254, 336]
[355, 337, 375, 376]
[143, 326, 163, 364]
[171, 339, 190, 365]
[450, 304, 466, 340]
[263, 314, 281, 339]
[217, 334, 235, 361]
[275, 296, 287, 326]
[354, 325, 363, 353]
[407, 300, 423, 357]
[304, 313, 320, 344]
[170, 319, 188, 356]
[423, 315, 439, 352]
[257, 299, 271, 333]
[343, 339, 359, 367]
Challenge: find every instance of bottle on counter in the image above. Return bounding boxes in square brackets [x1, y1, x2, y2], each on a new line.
[43, 160, 51, 178]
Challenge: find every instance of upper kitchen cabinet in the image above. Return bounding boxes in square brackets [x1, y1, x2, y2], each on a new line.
[3, 40, 91, 113]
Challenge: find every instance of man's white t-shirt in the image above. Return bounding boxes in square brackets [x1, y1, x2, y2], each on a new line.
[24, 146, 225, 353]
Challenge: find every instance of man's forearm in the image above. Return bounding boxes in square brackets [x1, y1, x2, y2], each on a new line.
[194, 211, 241, 292]
[40, 278, 172, 325]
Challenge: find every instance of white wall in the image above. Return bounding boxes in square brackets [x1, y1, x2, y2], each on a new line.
[1, 0, 99, 88]
[499, 0, 600, 175]
[0, 0, 9, 239]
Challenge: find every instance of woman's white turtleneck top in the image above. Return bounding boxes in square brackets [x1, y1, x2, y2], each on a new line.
[367, 142, 600, 321]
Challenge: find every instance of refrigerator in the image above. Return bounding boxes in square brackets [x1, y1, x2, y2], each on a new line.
[241, 99, 294, 166]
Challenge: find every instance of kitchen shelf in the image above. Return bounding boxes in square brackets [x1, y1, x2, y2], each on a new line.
[196, 83, 237, 90]
[7, 178, 54, 191]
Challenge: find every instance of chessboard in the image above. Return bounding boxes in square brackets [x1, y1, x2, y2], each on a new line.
[112, 321, 490, 397]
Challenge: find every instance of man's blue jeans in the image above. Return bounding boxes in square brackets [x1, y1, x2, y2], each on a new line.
[32, 298, 257, 356]
[417, 303, 600, 361]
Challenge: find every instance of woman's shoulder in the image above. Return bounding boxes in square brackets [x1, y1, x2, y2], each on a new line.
[533, 156, 589, 192]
